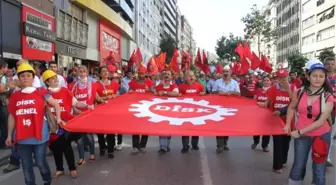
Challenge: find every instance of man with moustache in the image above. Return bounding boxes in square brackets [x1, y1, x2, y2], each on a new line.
[155, 70, 180, 155]
[178, 70, 205, 153]
[129, 66, 153, 154]
[212, 66, 240, 153]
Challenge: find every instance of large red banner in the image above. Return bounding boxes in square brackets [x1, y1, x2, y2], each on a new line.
[65, 94, 286, 136]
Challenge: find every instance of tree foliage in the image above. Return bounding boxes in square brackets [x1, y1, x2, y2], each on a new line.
[318, 48, 335, 63]
[241, 4, 272, 52]
[287, 54, 307, 75]
[215, 33, 244, 62]
[159, 33, 177, 63]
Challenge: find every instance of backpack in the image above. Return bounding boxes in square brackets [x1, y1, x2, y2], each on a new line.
[295, 87, 333, 126]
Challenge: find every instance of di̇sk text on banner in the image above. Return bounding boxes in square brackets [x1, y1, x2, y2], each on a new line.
[64, 93, 286, 136]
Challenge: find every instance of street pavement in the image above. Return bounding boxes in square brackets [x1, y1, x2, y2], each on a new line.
[0, 136, 335, 185]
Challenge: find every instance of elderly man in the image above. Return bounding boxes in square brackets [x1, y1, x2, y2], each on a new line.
[211, 66, 240, 153]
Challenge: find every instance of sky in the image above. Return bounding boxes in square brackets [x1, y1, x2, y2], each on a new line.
[177, 0, 269, 54]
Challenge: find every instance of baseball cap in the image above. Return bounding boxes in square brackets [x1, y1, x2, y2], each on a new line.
[275, 69, 289, 77]
[308, 63, 327, 73]
[303, 59, 323, 70]
[312, 137, 328, 164]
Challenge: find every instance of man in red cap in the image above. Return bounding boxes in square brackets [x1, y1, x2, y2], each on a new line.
[128, 65, 152, 154]
[266, 68, 296, 174]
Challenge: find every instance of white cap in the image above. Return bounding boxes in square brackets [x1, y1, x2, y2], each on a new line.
[253, 72, 258, 76]
[303, 59, 323, 70]
[223, 65, 230, 70]
[117, 70, 122, 74]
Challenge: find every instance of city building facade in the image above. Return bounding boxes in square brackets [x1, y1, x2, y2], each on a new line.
[163, 0, 177, 39]
[134, 0, 162, 62]
[275, 0, 301, 63]
[301, 0, 335, 59]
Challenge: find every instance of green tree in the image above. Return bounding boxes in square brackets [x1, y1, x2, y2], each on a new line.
[159, 33, 177, 63]
[241, 4, 272, 55]
[287, 54, 307, 75]
[318, 48, 335, 62]
[215, 33, 244, 62]
[190, 61, 197, 71]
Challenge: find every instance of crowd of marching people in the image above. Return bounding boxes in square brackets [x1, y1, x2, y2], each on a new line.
[0, 57, 335, 185]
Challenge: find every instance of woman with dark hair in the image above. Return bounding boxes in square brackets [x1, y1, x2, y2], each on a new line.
[286, 63, 333, 185]
[95, 66, 119, 158]
[5, 63, 63, 185]
[251, 75, 271, 152]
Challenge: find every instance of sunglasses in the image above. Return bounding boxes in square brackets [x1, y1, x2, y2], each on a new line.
[307, 105, 312, 119]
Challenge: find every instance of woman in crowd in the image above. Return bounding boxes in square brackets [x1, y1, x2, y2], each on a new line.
[286, 63, 333, 185]
[252, 75, 271, 152]
[266, 69, 295, 174]
[42, 69, 94, 178]
[68, 65, 105, 166]
[5, 63, 63, 185]
[95, 67, 119, 158]
[111, 72, 124, 149]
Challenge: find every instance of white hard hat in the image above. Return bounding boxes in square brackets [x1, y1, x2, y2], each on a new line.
[303, 59, 323, 70]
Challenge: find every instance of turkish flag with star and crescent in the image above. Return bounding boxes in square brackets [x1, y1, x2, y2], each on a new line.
[64, 94, 285, 136]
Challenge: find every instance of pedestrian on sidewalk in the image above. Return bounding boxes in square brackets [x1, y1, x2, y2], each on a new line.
[5, 63, 64, 185]
[286, 63, 333, 185]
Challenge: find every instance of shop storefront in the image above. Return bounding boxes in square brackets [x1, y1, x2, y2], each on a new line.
[0, 0, 22, 64]
[21, 4, 56, 61]
[55, 8, 88, 71]
[98, 20, 122, 70]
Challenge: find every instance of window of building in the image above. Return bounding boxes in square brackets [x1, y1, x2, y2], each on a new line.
[302, 16, 315, 29]
[317, 7, 335, 24]
[302, 0, 314, 14]
[302, 34, 315, 45]
[317, 26, 335, 41]
[317, 0, 325, 7]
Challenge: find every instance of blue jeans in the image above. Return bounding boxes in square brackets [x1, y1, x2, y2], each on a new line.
[159, 136, 171, 151]
[9, 144, 20, 166]
[289, 132, 331, 185]
[77, 134, 95, 159]
[17, 142, 51, 185]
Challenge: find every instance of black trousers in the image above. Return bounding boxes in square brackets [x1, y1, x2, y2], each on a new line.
[216, 136, 229, 147]
[132, 135, 148, 148]
[49, 134, 76, 171]
[272, 135, 291, 170]
[181, 136, 199, 148]
[97, 134, 115, 153]
[253, 135, 270, 148]
[116, 134, 122, 145]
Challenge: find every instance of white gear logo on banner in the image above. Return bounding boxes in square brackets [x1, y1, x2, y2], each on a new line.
[129, 98, 238, 125]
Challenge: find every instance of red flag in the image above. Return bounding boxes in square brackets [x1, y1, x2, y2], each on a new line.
[136, 48, 143, 65]
[260, 55, 272, 74]
[147, 57, 159, 75]
[202, 50, 210, 73]
[169, 49, 179, 73]
[194, 48, 203, 70]
[243, 42, 253, 63]
[65, 94, 285, 136]
[181, 51, 191, 71]
[234, 43, 244, 61]
[155, 52, 166, 72]
[251, 52, 261, 70]
[126, 49, 138, 71]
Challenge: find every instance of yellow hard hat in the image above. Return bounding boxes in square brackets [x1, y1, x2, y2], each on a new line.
[17, 63, 35, 74]
[42, 70, 57, 82]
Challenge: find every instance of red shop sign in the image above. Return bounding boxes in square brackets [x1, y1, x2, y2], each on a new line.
[98, 20, 121, 67]
[22, 5, 55, 61]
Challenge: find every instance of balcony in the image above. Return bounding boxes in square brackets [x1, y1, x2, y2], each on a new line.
[125, 0, 134, 9]
[102, 0, 134, 24]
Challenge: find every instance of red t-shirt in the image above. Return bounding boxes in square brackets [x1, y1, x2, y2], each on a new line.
[8, 88, 46, 141]
[178, 82, 204, 95]
[156, 82, 178, 92]
[68, 82, 97, 112]
[129, 80, 151, 93]
[47, 87, 74, 121]
[254, 88, 268, 103]
[266, 84, 296, 111]
[95, 80, 119, 97]
[290, 78, 302, 88]
[245, 80, 257, 97]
